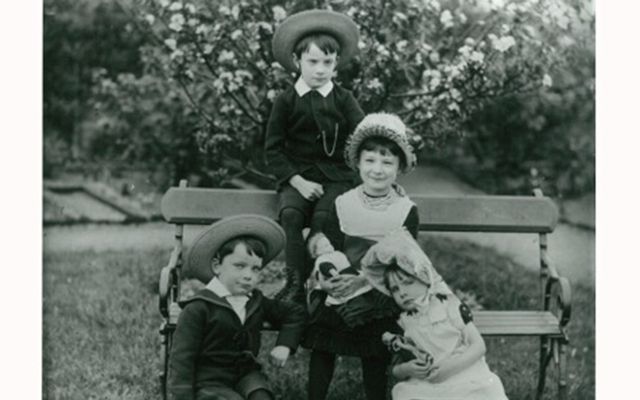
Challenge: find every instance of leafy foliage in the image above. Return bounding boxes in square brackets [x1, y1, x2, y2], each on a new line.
[86, 0, 593, 194]
[43, 0, 145, 175]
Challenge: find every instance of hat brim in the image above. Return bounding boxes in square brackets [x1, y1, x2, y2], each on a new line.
[272, 9, 360, 72]
[360, 229, 435, 296]
[345, 125, 416, 174]
[185, 215, 285, 283]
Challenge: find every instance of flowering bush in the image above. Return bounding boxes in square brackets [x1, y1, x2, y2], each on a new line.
[92, 0, 594, 193]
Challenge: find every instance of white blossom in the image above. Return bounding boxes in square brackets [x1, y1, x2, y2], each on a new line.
[196, 25, 210, 36]
[164, 38, 177, 50]
[470, 51, 485, 63]
[218, 50, 236, 62]
[170, 49, 184, 60]
[273, 6, 287, 22]
[159, 0, 170, 7]
[169, 14, 185, 32]
[440, 10, 454, 29]
[231, 5, 240, 20]
[491, 35, 516, 52]
[542, 74, 553, 87]
[144, 14, 155, 25]
[267, 90, 277, 101]
[367, 78, 384, 90]
[185, 4, 196, 14]
[168, 2, 183, 12]
[203, 44, 214, 55]
[231, 30, 243, 40]
[448, 102, 460, 112]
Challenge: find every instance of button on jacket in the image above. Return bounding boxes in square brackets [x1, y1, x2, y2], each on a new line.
[264, 80, 365, 187]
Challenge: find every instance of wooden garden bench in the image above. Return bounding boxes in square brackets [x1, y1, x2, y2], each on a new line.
[158, 180, 571, 400]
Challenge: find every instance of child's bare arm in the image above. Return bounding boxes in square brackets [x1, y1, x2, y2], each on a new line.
[392, 359, 432, 380]
[426, 322, 486, 383]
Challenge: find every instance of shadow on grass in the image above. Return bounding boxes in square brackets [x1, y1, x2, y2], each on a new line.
[43, 236, 594, 400]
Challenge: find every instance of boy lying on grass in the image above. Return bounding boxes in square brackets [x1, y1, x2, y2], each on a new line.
[168, 215, 306, 400]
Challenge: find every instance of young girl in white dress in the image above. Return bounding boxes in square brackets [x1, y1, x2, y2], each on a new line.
[361, 229, 509, 400]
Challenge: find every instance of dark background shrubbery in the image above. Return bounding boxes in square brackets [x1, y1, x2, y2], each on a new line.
[43, 0, 594, 198]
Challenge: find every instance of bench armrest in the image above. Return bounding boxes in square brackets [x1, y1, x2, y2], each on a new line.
[545, 274, 572, 337]
[159, 245, 182, 319]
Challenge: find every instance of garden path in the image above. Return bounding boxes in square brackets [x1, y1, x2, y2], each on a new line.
[43, 165, 595, 286]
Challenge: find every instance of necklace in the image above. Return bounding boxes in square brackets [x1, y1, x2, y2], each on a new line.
[357, 186, 397, 210]
[321, 123, 339, 157]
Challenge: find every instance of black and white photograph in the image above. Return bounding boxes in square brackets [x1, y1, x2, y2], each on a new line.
[16, 0, 605, 398]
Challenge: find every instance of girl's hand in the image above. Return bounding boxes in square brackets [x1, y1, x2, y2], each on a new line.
[424, 361, 449, 383]
[289, 175, 324, 201]
[318, 275, 345, 296]
[331, 274, 367, 298]
[269, 345, 290, 367]
[394, 359, 432, 380]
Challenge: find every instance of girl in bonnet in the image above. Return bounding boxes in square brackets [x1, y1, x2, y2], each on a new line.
[361, 229, 508, 400]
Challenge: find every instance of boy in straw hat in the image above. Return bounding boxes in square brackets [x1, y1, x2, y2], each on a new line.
[361, 229, 508, 400]
[168, 215, 306, 400]
[265, 9, 365, 304]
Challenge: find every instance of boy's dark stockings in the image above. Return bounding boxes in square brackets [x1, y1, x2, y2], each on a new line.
[277, 208, 330, 303]
[308, 351, 389, 400]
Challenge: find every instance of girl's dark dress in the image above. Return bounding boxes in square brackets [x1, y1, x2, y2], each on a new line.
[303, 186, 419, 357]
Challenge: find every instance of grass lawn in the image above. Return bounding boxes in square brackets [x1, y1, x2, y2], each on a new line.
[43, 236, 594, 400]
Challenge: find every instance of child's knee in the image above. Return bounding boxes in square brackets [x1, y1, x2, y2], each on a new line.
[280, 207, 306, 230]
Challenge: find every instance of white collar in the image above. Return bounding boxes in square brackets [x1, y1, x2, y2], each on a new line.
[294, 77, 334, 98]
[205, 277, 250, 298]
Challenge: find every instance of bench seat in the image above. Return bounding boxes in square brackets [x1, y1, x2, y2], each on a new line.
[157, 183, 571, 400]
[475, 311, 563, 337]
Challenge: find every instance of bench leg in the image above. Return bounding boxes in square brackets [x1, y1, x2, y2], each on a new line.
[556, 340, 568, 400]
[536, 337, 553, 400]
[159, 323, 174, 400]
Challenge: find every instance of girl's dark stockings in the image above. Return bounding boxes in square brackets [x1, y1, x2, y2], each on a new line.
[308, 351, 389, 400]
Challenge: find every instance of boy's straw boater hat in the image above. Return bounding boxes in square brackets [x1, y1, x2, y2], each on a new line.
[272, 9, 360, 72]
[345, 113, 418, 174]
[360, 229, 450, 297]
[185, 214, 285, 283]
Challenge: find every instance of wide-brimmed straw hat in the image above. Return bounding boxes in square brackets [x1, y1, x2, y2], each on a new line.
[272, 9, 360, 72]
[345, 113, 417, 174]
[185, 214, 285, 283]
[360, 229, 449, 297]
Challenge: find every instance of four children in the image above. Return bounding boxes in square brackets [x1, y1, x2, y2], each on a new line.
[168, 7, 508, 400]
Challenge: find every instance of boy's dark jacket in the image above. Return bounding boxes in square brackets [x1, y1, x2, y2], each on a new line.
[264, 83, 365, 187]
[168, 288, 306, 400]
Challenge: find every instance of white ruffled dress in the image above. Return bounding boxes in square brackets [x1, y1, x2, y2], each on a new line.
[392, 294, 508, 400]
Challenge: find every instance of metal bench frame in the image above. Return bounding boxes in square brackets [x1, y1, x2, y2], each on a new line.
[158, 180, 571, 400]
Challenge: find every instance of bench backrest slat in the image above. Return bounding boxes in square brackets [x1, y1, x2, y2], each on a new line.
[161, 188, 558, 233]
